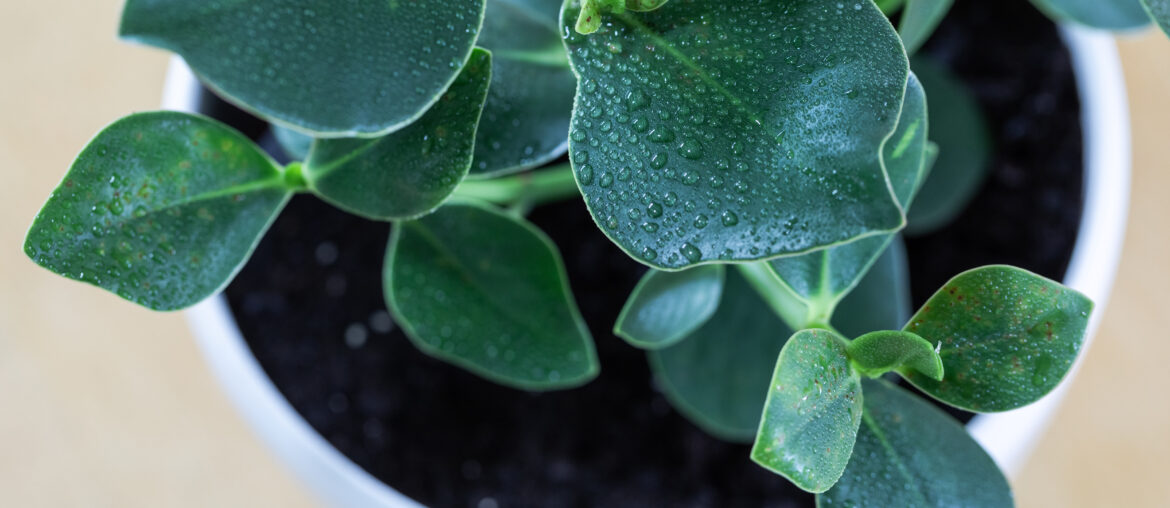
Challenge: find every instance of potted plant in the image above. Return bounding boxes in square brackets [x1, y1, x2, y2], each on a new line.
[25, 0, 1159, 505]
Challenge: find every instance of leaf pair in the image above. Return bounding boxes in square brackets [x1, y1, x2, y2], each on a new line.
[751, 265, 1092, 497]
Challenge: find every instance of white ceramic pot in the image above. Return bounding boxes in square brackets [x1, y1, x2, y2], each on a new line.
[175, 25, 1130, 507]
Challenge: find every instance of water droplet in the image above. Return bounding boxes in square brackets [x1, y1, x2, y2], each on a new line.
[680, 243, 702, 263]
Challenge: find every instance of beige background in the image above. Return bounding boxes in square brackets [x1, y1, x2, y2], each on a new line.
[1, 1, 1166, 506]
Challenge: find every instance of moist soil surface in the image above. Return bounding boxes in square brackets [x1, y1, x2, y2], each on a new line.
[220, 0, 1083, 505]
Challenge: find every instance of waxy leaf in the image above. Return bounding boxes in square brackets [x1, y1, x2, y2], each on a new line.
[472, 0, 575, 176]
[903, 265, 1093, 412]
[384, 201, 597, 390]
[898, 0, 954, 55]
[1028, 0, 1151, 30]
[765, 74, 927, 315]
[1143, 0, 1170, 35]
[648, 269, 793, 440]
[304, 50, 492, 221]
[25, 112, 291, 310]
[752, 328, 862, 493]
[832, 236, 912, 339]
[819, 379, 1013, 507]
[905, 57, 991, 235]
[847, 330, 942, 380]
[615, 265, 725, 349]
[562, 0, 909, 269]
[121, 0, 487, 136]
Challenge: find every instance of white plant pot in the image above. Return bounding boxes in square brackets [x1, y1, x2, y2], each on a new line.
[175, 25, 1130, 508]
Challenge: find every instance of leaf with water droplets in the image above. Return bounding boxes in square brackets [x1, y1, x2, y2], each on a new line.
[905, 56, 992, 236]
[898, 0, 954, 55]
[752, 328, 862, 493]
[847, 330, 943, 380]
[765, 73, 927, 314]
[120, 0, 487, 136]
[903, 265, 1093, 412]
[562, 0, 909, 269]
[471, 0, 576, 176]
[1029, 0, 1151, 29]
[615, 265, 724, 349]
[384, 200, 597, 390]
[1142, 0, 1170, 35]
[819, 379, 1012, 507]
[648, 269, 793, 440]
[304, 50, 491, 221]
[24, 112, 291, 311]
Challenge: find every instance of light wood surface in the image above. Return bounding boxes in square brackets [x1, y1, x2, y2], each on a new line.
[0, 2, 1166, 506]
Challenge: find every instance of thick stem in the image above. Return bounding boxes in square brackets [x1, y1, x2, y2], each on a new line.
[453, 164, 580, 208]
[737, 262, 843, 335]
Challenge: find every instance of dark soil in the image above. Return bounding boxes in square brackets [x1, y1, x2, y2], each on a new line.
[218, 0, 1083, 506]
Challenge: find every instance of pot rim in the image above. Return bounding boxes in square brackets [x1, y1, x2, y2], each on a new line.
[178, 24, 1131, 506]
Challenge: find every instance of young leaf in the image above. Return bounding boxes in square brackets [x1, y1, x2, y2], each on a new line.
[120, 0, 487, 136]
[562, 0, 909, 269]
[304, 50, 492, 221]
[1028, 0, 1151, 30]
[1142, 0, 1170, 35]
[752, 328, 863, 493]
[614, 265, 725, 349]
[648, 269, 793, 440]
[765, 73, 927, 318]
[24, 112, 291, 311]
[832, 236, 912, 339]
[905, 57, 992, 236]
[898, 0, 954, 55]
[818, 379, 1013, 507]
[384, 200, 597, 390]
[847, 330, 943, 380]
[471, 0, 575, 176]
[903, 265, 1093, 412]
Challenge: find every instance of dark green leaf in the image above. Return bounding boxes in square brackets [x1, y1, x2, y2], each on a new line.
[304, 50, 492, 221]
[1029, 0, 1151, 30]
[898, 0, 954, 55]
[271, 125, 313, 161]
[120, 0, 486, 136]
[472, 0, 575, 176]
[24, 112, 291, 311]
[903, 265, 1093, 412]
[905, 56, 992, 235]
[847, 330, 942, 380]
[1143, 0, 1170, 35]
[876, 0, 907, 16]
[384, 200, 597, 390]
[819, 379, 1013, 507]
[832, 236, 912, 339]
[752, 328, 862, 493]
[648, 269, 793, 441]
[562, 0, 909, 269]
[615, 265, 725, 349]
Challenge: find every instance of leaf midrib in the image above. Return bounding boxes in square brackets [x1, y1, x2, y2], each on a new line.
[860, 410, 931, 506]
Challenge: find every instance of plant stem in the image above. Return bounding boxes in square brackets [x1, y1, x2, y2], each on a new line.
[737, 262, 843, 335]
[453, 164, 580, 208]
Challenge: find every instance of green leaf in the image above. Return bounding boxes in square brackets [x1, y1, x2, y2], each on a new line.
[818, 379, 1013, 507]
[120, 0, 487, 136]
[304, 50, 492, 221]
[1029, 0, 1151, 30]
[832, 236, 912, 339]
[1142, 0, 1170, 35]
[384, 200, 597, 390]
[562, 0, 909, 269]
[648, 269, 793, 441]
[24, 112, 291, 311]
[471, 0, 575, 176]
[763, 73, 927, 319]
[272, 125, 313, 161]
[615, 265, 725, 349]
[847, 330, 943, 380]
[903, 265, 1093, 412]
[905, 56, 992, 235]
[752, 328, 862, 493]
[898, 0, 954, 55]
[875, 0, 907, 15]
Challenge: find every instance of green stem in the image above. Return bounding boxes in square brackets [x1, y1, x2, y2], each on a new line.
[737, 262, 842, 335]
[453, 164, 580, 208]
